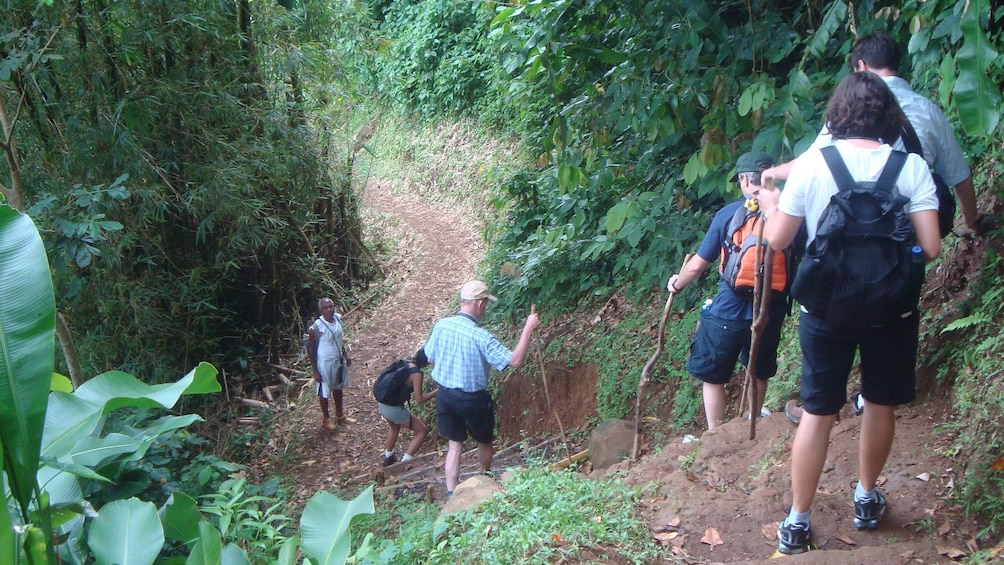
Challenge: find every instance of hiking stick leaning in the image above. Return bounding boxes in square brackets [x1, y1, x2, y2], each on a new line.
[744, 218, 774, 440]
[531, 304, 572, 467]
[633, 253, 691, 460]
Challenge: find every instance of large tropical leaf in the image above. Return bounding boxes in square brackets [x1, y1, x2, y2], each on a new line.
[186, 521, 222, 565]
[300, 486, 374, 565]
[72, 363, 221, 410]
[954, 0, 1001, 137]
[0, 205, 55, 511]
[87, 498, 164, 565]
[160, 492, 203, 547]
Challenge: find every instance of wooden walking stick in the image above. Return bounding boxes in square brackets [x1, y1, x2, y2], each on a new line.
[633, 253, 692, 460]
[744, 217, 774, 440]
[531, 305, 573, 467]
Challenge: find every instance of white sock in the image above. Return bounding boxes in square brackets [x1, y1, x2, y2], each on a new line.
[855, 481, 876, 501]
[384, 450, 394, 457]
[401, 453, 413, 462]
[785, 508, 811, 527]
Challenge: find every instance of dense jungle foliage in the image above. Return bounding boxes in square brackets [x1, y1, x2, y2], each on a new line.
[2, 0, 378, 386]
[3, 0, 1004, 562]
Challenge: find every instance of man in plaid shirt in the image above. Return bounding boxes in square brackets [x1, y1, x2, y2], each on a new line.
[424, 280, 540, 495]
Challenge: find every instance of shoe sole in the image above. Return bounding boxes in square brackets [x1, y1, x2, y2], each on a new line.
[853, 516, 882, 530]
[776, 543, 809, 555]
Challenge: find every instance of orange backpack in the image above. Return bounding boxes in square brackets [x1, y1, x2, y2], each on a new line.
[719, 205, 792, 298]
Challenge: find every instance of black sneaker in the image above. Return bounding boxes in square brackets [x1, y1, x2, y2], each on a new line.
[853, 490, 886, 530]
[777, 521, 811, 555]
[382, 453, 397, 467]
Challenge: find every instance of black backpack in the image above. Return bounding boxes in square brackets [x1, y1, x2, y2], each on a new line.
[901, 121, 956, 238]
[373, 360, 414, 406]
[790, 147, 925, 329]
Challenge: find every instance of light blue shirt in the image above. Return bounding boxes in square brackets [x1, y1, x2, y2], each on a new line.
[424, 313, 513, 392]
[811, 75, 970, 187]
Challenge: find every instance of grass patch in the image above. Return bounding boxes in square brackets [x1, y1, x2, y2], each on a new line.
[354, 464, 662, 564]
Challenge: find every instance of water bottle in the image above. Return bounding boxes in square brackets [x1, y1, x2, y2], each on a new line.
[911, 245, 924, 264]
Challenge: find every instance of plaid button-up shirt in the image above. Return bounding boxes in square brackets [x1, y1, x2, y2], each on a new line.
[425, 313, 513, 392]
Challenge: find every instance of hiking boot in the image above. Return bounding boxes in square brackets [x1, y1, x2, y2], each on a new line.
[853, 490, 886, 530]
[382, 453, 397, 467]
[777, 521, 811, 555]
[784, 400, 803, 425]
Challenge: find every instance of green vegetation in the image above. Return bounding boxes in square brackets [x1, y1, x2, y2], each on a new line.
[354, 467, 660, 564]
[0, 204, 374, 563]
[3, 0, 1004, 561]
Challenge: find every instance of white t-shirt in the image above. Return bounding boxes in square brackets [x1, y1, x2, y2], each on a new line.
[310, 314, 344, 361]
[779, 140, 938, 244]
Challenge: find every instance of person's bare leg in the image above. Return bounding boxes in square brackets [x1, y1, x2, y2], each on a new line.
[790, 412, 837, 512]
[385, 421, 401, 453]
[477, 442, 493, 473]
[703, 382, 726, 429]
[333, 389, 344, 420]
[858, 401, 895, 491]
[405, 418, 428, 457]
[319, 397, 332, 429]
[445, 440, 463, 492]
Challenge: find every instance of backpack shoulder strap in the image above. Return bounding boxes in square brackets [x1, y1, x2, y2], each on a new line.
[873, 150, 908, 195]
[900, 121, 925, 158]
[726, 204, 753, 239]
[820, 146, 857, 192]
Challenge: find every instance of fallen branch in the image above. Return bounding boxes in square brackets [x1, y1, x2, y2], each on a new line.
[550, 449, 589, 471]
[237, 398, 270, 409]
[265, 362, 309, 377]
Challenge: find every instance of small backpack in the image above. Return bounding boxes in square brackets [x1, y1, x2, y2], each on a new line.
[720, 205, 794, 299]
[373, 360, 414, 406]
[901, 121, 955, 238]
[790, 147, 925, 329]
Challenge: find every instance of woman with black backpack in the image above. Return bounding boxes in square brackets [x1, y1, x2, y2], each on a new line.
[758, 71, 941, 556]
[377, 347, 438, 467]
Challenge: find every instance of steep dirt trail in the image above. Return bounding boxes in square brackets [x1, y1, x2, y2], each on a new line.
[281, 179, 483, 505]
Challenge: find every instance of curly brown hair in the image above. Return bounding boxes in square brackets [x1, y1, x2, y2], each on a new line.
[825, 71, 907, 145]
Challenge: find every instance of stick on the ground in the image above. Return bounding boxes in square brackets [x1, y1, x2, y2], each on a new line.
[633, 253, 691, 460]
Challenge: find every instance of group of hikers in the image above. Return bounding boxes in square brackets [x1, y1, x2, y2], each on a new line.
[305, 31, 983, 556]
[306, 280, 540, 497]
[669, 31, 980, 555]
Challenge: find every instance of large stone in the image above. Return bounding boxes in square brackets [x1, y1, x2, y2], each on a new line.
[438, 474, 505, 516]
[589, 418, 635, 470]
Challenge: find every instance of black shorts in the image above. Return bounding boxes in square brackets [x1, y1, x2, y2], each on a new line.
[686, 313, 784, 385]
[436, 387, 494, 444]
[798, 309, 918, 415]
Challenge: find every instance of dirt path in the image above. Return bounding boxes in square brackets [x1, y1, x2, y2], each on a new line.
[280, 179, 484, 505]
